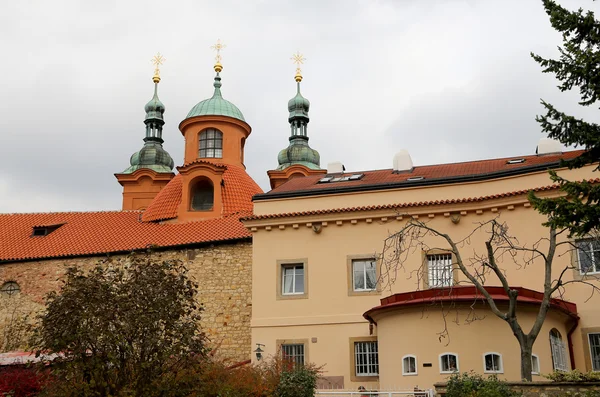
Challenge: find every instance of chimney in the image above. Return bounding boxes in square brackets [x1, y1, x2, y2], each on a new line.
[536, 138, 562, 156]
[393, 150, 414, 172]
[327, 161, 345, 174]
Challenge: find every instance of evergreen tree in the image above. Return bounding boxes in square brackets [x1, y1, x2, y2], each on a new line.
[529, 0, 600, 236]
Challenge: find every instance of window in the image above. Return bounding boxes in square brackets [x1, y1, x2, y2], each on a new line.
[483, 353, 503, 373]
[282, 264, 304, 295]
[353, 259, 377, 292]
[281, 343, 305, 366]
[577, 239, 600, 274]
[0, 282, 20, 297]
[439, 353, 459, 373]
[532, 354, 540, 375]
[355, 341, 379, 377]
[427, 253, 453, 288]
[550, 329, 568, 371]
[589, 333, 600, 371]
[190, 179, 214, 211]
[402, 355, 417, 375]
[199, 128, 223, 158]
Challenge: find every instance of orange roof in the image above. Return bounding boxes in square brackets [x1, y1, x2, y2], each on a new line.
[142, 164, 262, 222]
[0, 211, 251, 262]
[258, 151, 585, 198]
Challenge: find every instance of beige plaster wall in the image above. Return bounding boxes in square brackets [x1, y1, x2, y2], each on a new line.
[0, 242, 252, 362]
[249, 166, 600, 388]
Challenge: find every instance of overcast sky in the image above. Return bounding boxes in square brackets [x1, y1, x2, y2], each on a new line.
[1, 0, 599, 213]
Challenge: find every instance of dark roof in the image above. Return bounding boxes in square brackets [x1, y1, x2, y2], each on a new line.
[255, 151, 585, 200]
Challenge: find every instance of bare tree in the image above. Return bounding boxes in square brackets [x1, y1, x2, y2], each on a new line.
[381, 216, 600, 381]
[0, 294, 31, 352]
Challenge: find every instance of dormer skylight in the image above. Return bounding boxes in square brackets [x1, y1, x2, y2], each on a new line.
[31, 224, 64, 237]
[406, 176, 425, 181]
[506, 158, 526, 164]
[318, 174, 364, 184]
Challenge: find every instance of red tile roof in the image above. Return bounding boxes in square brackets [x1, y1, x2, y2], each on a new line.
[142, 164, 262, 222]
[363, 286, 578, 324]
[243, 178, 600, 221]
[0, 211, 251, 262]
[261, 151, 585, 197]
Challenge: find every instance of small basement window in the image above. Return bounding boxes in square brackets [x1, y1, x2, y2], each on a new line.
[31, 224, 63, 237]
[507, 158, 526, 164]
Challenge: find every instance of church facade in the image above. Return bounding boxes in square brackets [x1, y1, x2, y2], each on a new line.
[1, 51, 599, 391]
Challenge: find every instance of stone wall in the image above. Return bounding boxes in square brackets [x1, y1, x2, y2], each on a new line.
[0, 241, 252, 362]
[434, 381, 600, 396]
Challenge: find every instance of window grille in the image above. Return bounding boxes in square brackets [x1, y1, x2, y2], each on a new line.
[440, 353, 459, 373]
[282, 265, 304, 295]
[354, 341, 378, 376]
[353, 259, 377, 291]
[427, 254, 453, 288]
[402, 355, 417, 375]
[281, 344, 305, 366]
[199, 128, 223, 158]
[550, 329, 568, 371]
[589, 333, 600, 371]
[484, 353, 502, 373]
[577, 239, 600, 274]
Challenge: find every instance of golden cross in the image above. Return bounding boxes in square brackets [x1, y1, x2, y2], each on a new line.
[211, 39, 226, 64]
[151, 53, 165, 82]
[291, 51, 306, 82]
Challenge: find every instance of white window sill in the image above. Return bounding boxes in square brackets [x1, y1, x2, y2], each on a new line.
[440, 370, 459, 374]
[402, 372, 418, 376]
[484, 370, 504, 374]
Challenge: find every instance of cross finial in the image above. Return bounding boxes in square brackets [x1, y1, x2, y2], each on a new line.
[151, 53, 165, 83]
[291, 51, 306, 82]
[211, 39, 226, 73]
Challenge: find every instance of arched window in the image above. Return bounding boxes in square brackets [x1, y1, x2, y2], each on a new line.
[1, 281, 20, 297]
[439, 353, 459, 373]
[402, 355, 417, 375]
[483, 352, 503, 373]
[199, 128, 223, 158]
[190, 179, 214, 211]
[550, 329, 568, 371]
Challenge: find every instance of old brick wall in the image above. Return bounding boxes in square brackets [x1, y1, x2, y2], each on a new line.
[0, 241, 252, 362]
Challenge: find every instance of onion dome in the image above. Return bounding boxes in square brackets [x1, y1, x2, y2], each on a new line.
[185, 73, 245, 122]
[288, 85, 310, 122]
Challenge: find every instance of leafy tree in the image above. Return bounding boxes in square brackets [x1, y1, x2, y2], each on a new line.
[32, 255, 206, 397]
[529, 0, 600, 237]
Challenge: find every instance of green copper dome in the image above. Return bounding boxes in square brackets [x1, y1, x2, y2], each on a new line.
[186, 74, 245, 122]
[144, 86, 165, 120]
[288, 85, 310, 122]
[277, 137, 320, 170]
[123, 141, 175, 173]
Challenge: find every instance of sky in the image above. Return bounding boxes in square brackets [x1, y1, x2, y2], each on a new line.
[1, 0, 599, 213]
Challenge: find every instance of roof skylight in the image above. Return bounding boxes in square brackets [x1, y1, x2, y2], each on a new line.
[318, 174, 364, 184]
[507, 158, 526, 164]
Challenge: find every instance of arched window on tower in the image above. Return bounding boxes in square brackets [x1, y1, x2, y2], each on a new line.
[190, 178, 214, 211]
[199, 128, 223, 158]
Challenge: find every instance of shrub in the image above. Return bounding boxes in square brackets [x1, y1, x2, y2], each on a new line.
[0, 366, 51, 397]
[446, 372, 521, 397]
[544, 370, 600, 383]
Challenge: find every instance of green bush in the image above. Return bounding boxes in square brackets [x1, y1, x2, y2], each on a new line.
[446, 372, 521, 397]
[544, 370, 600, 383]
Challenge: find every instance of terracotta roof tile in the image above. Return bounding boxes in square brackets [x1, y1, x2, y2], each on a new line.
[242, 178, 600, 221]
[0, 211, 251, 262]
[142, 164, 262, 222]
[262, 151, 585, 197]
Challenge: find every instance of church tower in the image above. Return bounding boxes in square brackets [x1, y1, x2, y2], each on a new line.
[115, 54, 175, 210]
[267, 52, 325, 189]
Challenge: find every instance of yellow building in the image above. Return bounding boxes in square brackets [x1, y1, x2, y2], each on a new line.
[244, 68, 600, 390]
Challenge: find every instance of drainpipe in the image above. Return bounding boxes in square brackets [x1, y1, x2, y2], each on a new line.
[567, 315, 580, 370]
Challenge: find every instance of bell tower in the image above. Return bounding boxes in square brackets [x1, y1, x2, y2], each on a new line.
[115, 54, 175, 210]
[267, 52, 325, 189]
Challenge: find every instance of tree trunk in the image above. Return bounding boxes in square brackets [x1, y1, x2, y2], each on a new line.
[520, 342, 533, 382]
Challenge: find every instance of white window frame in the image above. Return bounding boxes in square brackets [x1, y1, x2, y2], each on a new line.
[483, 352, 504, 374]
[588, 333, 600, 372]
[281, 343, 305, 366]
[402, 354, 418, 376]
[352, 259, 377, 292]
[281, 264, 304, 295]
[427, 253, 453, 288]
[354, 341, 379, 377]
[439, 353, 459, 374]
[550, 329, 568, 372]
[577, 239, 600, 274]
[532, 354, 540, 375]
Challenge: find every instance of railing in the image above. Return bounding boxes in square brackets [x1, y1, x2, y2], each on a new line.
[315, 389, 435, 397]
